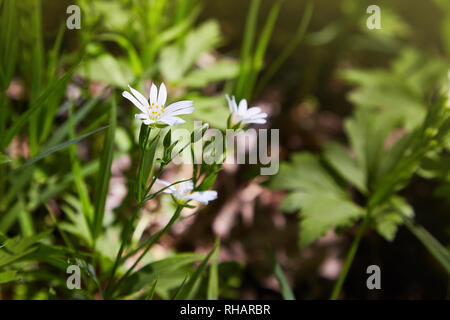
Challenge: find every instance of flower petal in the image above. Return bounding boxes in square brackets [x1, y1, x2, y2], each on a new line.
[156, 178, 176, 193]
[165, 107, 194, 117]
[226, 94, 238, 113]
[238, 99, 248, 115]
[245, 107, 262, 116]
[135, 114, 148, 119]
[248, 112, 267, 120]
[165, 100, 193, 113]
[149, 83, 158, 105]
[160, 116, 185, 126]
[188, 190, 218, 204]
[243, 118, 266, 124]
[128, 86, 149, 108]
[122, 91, 147, 113]
[158, 83, 167, 106]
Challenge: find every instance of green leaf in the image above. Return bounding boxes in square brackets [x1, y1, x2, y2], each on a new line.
[344, 110, 402, 186]
[269, 152, 345, 197]
[235, 0, 260, 99]
[2, 64, 77, 149]
[403, 216, 450, 274]
[274, 261, 295, 300]
[0, 0, 19, 90]
[179, 60, 239, 88]
[115, 253, 204, 298]
[371, 196, 414, 242]
[245, 0, 283, 99]
[93, 97, 117, 239]
[341, 50, 448, 131]
[255, 0, 313, 96]
[146, 280, 158, 300]
[0, 152, 10, 165]
[298, 193, 365, 247]
[0, 270, 20, 284]
[0, 230, 53, 268]
[68, 110, 96, 235]
[175, 239, 220, 300]
[96, 33, 143, 76]
[269, 151, 364, 246]
[323, 142, 367, 194]
[77, 54, 134, 88]
[160, 20, 221, 82]
[207, 237, 220, 300]
[4, 126, 108, 180]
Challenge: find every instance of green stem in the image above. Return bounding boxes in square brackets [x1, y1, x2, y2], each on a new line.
[108, 205, 183, 297]
[105, 203, 142, 296]
[330, 210, 371, 300]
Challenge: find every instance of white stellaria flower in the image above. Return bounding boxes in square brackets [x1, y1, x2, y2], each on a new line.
[226, 94, 267, 127]
[122, 82, 194, 126]
[156, 178, 218, 205]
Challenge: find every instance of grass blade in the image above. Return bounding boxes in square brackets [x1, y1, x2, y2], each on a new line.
[404, 216, 450, 274]
[0, 152, 10, 165]
[0, 0, 19, 90]
[4, 126, 108, 180]
[246, 0, 283, 99]
[146, 280, 158, 300]
[67, 106, 96, 237]
[274, 260, 295, 300]
[2, 65, 77, 149]
[175, 238, 220, 300]
[255, 0, 313, 96]
[93, 96, 116, 239]
[0, 270, 20, 284]
[235, 0, 260, 99]
[207, 237, 220, 300]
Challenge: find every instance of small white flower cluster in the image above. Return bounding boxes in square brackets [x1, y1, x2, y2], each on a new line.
[156, 179, 217, 205]
[226, 94, 267, 126]
[123, 83, 194, 126]
[122, 82, 267, 128]
[122, 81, 268, 205]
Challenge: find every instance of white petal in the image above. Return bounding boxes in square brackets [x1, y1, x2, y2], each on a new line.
[238, 99, 248, 115]
[156, 178, 176, 193]
[248, 112, 267, 119]
[165, 107, 194, 117]
[149, 83, 158, 104]
[245, 107, 262, 116]
[165, 100, 193, 113]
[178, 181, 194, 194]
[128, 86, 149, 108]
[143, 119, 153, 125]
[243, 118, 266, 124]
[135, 114, 148, 119]
[225, 94, 235, 113]
[123, 91, 147, 113]
[158, 83, 167, 106]
[188, 190, 218, 204]
[160, 116, 185, 126]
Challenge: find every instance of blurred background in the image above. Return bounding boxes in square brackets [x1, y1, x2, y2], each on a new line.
[1, 0, 450, 299]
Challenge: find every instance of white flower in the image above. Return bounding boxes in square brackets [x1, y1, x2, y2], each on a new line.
[156, 178, 218, 205]
[226, 94, 267, 126]
[122, 82, 194, 126]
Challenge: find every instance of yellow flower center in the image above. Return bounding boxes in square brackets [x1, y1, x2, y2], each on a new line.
[148, 104, 165, 120]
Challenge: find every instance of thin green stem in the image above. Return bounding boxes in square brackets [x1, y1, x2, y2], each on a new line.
[330, 209, 371, 300]
[136, 129, 151, 202]
[104, 203, 142, 296]
[108, 205, 183, 297]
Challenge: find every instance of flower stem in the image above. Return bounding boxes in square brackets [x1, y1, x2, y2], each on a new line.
[108, 205, 183, 297]
[104, 203, 142, 297]
[330, 210, 371, 300]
